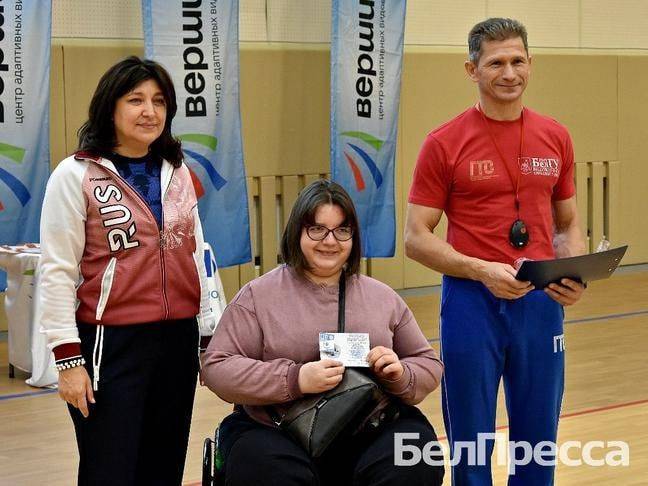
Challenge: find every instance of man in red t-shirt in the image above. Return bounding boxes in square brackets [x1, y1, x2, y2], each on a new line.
[405, 18, 586, 486]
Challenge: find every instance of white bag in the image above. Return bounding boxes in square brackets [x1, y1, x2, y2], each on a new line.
[203, 243, 226, 325]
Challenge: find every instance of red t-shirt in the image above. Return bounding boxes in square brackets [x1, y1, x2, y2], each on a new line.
[409, 106, 575, 266]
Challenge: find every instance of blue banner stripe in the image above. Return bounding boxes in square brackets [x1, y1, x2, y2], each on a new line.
[0, 166, 32, 206]
[347, 143, 383, 188]
[141, 0, 154, 58]
[183, 149, 228, 191]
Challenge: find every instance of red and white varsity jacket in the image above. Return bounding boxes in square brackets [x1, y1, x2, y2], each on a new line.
[39, 153, 217, 361]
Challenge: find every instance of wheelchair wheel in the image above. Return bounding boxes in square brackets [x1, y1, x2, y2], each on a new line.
[202, 437, 214, 486]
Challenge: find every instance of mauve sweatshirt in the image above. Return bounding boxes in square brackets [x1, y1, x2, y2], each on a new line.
[202, 265, 444, 426]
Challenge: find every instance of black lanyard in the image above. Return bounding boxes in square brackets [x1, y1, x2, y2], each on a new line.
[478, 104, 525, 214]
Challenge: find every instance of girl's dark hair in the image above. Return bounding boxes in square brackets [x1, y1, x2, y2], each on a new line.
[280, 179, 362, 277]
[77, 56, 183, 167]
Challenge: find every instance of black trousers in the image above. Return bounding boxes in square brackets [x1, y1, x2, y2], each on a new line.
[69, 318, 199, 486]
[219, 405, 445, 486]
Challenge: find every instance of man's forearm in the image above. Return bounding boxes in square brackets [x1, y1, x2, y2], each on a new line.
[404, 228, 486, 281]
[553, 223, 587, 259]
[552, 197, 587, 259]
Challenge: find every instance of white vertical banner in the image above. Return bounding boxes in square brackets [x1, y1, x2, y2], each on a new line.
[142, 0, 251, 267]
[0, 0, 51, 289]
[330, 0, 406, 257]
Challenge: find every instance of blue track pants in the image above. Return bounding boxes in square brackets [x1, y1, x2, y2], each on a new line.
[440, 276, 565, 486]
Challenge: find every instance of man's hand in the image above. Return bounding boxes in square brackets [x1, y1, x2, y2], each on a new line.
[298, 359, 344, 394]
[545, 278, 585, 306]
[367, 346, 404, 381]
[58, 366, 95, 418]
[477, 261, 534, 299]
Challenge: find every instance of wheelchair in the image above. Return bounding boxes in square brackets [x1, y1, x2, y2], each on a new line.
[202, 426, 225, 486]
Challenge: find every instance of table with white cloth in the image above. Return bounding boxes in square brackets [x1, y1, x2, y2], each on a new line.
[0, 244, 58, 388]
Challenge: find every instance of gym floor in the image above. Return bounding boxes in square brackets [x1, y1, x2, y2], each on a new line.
[1, 269, 646, 485]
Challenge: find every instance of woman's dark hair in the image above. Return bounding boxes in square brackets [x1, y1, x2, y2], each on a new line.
[280, 179, 362, 277]
[77, 56, 183, 167]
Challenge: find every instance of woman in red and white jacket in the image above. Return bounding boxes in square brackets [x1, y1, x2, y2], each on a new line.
[39, 56, 218, 486]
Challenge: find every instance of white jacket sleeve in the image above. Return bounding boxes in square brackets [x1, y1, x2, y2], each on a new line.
[38, 158, 87, 351]
[193, 206, 221, 340]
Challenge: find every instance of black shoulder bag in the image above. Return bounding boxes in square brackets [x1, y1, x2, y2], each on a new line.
[270, 273, 395, 458]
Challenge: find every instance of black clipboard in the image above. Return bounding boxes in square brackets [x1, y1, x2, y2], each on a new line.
[515, 245, 628, 289]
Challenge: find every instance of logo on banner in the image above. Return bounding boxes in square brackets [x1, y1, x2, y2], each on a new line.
[0, 142, 30, 211]
[178, 133, 227, 199]
[340, 131, 384, 192]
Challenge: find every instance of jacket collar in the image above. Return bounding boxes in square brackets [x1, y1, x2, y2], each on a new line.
[74, 151, 175, 193]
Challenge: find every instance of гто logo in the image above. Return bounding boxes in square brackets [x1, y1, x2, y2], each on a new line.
[340, 131, 384, 192]
[177, 134, 227, 198]
[0, 142, 30, 211]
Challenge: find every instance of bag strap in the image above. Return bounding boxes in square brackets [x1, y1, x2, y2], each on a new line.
[338, 271, 346, 333]
[267, 271, 347, 426]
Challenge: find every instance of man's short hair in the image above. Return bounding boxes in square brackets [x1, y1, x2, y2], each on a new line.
[468, 18, 528, 64]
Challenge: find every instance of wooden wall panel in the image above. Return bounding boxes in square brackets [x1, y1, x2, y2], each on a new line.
[238, 177, 259, 289]
[606, 161, 621, 249]
[240, 0, 270, 42]
[575, 160, 622, 255]
[618, 56, 648, 264]
[400, 50, 473, 288]
[61, 41, 144, 160]
[575, 162, 591, 251]
[49, 0, 648, 50]
[239, 46, 330, 178]
[303, 174, 321, 186]
[50, 44, 67, 167]
[581, 0, 648, 49]
[218, 267, 241, 303]
[404, 0, 486, 46]
[487, 0, 580, 48]
[267, 0, 330, 43]
[524, 54, 618, 164]
[590, 162, 606, 251]
[281, 175, 301, 228]
[53, 0, 143, 39]
[259, 176, 279, 274]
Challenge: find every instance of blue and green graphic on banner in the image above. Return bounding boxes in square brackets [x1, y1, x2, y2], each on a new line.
[330, 0, 406, 257]
[0, 1, 51, 289]
[142, 0, 251, 267]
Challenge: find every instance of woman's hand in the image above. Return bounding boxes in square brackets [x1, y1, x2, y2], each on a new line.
[58, 366, 95, 418]
[367, 346, 404, 381]
[298, 359, 345, 394]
